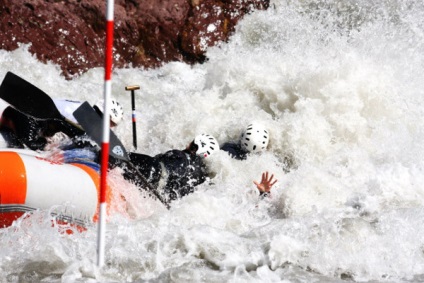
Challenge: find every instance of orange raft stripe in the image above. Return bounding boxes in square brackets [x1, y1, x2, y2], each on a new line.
[0, 152, 27, 204]
[70, 163, 111, 222]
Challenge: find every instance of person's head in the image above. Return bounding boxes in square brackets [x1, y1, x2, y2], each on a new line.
[240, 122, 269, 153]
[93, 98, 124, 127]
[186, 134, 219, 158]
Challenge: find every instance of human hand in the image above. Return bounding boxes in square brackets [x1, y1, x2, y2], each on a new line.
[253, 171, 277, 194]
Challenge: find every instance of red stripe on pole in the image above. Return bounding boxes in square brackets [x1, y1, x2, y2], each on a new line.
[104, 20, 114, 81]
[100, 142, 110, 203]
[98, 0, 114, 268]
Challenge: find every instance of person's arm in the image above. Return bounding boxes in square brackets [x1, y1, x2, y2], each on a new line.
[253, 171, 277, 197]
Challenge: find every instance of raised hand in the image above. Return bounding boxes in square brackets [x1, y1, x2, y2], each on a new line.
[253, 171, 277, 194]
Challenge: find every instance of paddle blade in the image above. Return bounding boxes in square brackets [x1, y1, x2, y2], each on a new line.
[0, 72, 63, 119]
[73, 101, 129, 161]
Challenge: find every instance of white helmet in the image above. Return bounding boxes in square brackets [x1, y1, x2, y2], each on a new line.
[94, 98, 124, 125]
[194, 134, 219, 158]
[240, 123, 269, 153]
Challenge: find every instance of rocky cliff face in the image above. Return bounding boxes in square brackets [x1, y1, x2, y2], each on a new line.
[0, 0, 269, 79]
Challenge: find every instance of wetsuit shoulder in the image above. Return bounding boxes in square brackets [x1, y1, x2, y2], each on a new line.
[221, 141, 247, 160]
[128, 152, 162, 186]
[156, 149, 207, 202]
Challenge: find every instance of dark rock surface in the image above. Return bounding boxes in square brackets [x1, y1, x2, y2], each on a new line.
[0, 0, 269, 79]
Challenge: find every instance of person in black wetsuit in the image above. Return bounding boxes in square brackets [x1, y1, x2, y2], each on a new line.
[127, 134, 220, 204]
[0, 97, 216, 204]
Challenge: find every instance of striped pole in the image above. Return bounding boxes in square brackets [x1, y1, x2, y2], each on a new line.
[125, 85, 140, 149]
[97, 0, 114, 267]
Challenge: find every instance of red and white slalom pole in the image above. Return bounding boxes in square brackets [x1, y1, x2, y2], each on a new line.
[97, 0, 114, 267]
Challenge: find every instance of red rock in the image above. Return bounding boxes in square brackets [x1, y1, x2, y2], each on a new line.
[0, 0, 269, 79]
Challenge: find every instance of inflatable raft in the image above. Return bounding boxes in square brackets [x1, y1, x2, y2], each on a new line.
[0, 148, 111, 228]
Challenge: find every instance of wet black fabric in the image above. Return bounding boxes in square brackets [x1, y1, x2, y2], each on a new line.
[41, 118, 84, 138]
[129, 149, 207, 203]
[156, 150, 207, 202]
[0, 128, 24, 148]
[129, 152, 162, 187]
[0, 106, 47, 150]
[0, 106, 84, 150]
[221, 142, 247, 160]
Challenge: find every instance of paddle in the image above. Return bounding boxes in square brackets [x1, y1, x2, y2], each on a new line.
[125, 85, 140, 150]
[0, 71, 63, 119]
[73, 101, 129, 161]
[0, 71, 84, 139]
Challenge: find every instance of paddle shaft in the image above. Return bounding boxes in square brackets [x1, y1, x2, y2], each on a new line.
[125, 85, 140, 150]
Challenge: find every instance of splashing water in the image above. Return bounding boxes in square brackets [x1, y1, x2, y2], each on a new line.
[1, 0, 424, 282]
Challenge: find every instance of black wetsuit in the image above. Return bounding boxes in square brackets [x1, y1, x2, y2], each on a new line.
[0, 128, 24, 148]
[221, 141, 248, 160]
[0, 105, 207, 205]
[128, 149, 207, 204]
[0, 106, 84, 150]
